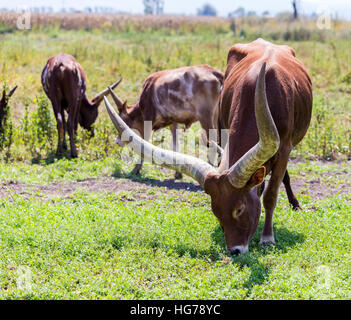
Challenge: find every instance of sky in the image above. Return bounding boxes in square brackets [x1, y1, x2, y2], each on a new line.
[1, 0, 351, 20]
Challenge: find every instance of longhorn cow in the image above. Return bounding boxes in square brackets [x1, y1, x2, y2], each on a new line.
[105, 39, 313, 255]
[41, 53, 122, 158]
[108, 65, 223, 179]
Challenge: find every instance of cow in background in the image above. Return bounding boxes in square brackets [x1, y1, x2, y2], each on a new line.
[109, 65, 224, 179]
[0, 85, 17, 129]
[41, 53, 122, 158]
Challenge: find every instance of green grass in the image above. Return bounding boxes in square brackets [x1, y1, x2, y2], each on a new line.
[0, 27, 350, 161]
[0, 158, 350, 299]
[0, 19, 350, 300]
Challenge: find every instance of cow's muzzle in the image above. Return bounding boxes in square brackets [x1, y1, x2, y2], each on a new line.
[229, 245, 249, 256]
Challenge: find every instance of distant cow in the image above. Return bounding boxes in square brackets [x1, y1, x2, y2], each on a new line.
[0, 85, 17, 128]
[41, 53, 122, 158]
[109, 65, 224, 178]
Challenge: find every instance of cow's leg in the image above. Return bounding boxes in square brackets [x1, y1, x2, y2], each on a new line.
[199, 117, 218, 166]
[56, 112, 65, 155]
[131, 158, 144, 176]
[261, 152, 291, 245]
[50, 95, 65, 155]
[170, 123, 182, 180]
[67, 98, 80, 158]
[61, 109, 67, 150]
[283, 170, 301, 210]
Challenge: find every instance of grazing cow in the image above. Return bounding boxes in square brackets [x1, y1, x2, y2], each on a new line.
[0, 85, 17, 127]
[41, 53, 122, 158]
[108, 65, 223, 178]
[105, 39, 312, 255]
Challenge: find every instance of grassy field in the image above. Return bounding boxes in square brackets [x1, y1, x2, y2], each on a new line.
[0, 14, 350, 299]
[0, 158, 350, 299]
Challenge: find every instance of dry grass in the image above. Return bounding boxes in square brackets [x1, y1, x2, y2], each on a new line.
[0, 12, 350, 39]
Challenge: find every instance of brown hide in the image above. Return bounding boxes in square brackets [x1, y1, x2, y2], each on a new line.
[219, 39, 312, 169]
[0, 86, 17, 130]
[116, 65, 224, 176]
[209, 38, 313, 253]
[41, 53, 119, 158]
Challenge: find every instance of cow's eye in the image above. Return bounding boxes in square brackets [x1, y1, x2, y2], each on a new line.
[232, 205, 245, 219]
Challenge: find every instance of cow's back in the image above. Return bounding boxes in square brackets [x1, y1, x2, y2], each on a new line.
[138, 65, 223, 128]
[41, 53, 87, 102]
[219, 39, 312, 166]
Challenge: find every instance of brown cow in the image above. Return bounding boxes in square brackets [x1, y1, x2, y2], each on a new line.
[0, 86, 17, 121]
[41, 53, 122, 158]
[105, 39, 312, 255]
[0, 85, 17, 128]
[108, 65, 223, 179]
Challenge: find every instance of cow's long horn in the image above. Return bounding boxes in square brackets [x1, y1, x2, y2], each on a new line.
[104, 97, 217, 187]
[108, 86, 125, 111]
[92, 78, 122, 104]
[8, 85, 17, 97]
[227, 63, 280, 188]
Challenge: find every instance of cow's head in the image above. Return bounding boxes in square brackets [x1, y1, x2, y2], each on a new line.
[104, 63, 279, 255]
[203, 166, 266, 254]
[106, 87, 144, 147]
[79, 78, 123, 137]
[0, 85, 17, 123]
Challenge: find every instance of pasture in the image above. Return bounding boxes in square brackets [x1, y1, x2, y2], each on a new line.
[0, 14, 350, 299]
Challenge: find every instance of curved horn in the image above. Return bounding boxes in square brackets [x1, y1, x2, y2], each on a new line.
[227, 62, 280, 188]
[8, 85, 18, 97]
[104, 97, 217, 187]
[91, 77, 122, 104]
[108, 85, 125, 111]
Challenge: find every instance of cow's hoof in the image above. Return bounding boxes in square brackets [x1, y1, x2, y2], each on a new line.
[174, 172, 183, 180]
[260, 235, 276, 246]
[292, 202, 302, 211]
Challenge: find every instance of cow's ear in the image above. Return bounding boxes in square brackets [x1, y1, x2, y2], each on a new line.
[121, 101, 128, 112]
[204, 173, 220, 197]
[2, 90, 6, 99]
[247, 166, 266, 189]
[117, 100, 126, 113]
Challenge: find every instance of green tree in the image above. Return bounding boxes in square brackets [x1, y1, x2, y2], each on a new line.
[231, 7, 245, 18]
[197, 3, 217, 16]
[143, 0, 164, 15]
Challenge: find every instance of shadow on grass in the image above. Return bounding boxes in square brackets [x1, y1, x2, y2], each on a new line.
[224, 220, 305, 295]
[109, 217, 305, 297]
[31, 150, 72, 165]
[112, 163, 203, 193]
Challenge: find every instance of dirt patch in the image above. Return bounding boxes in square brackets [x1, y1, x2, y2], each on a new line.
[283, 177, 350, 200]
[0, 172, 349, 201]
[0, 176, 203, 201]
[0, 181, 29, 199]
